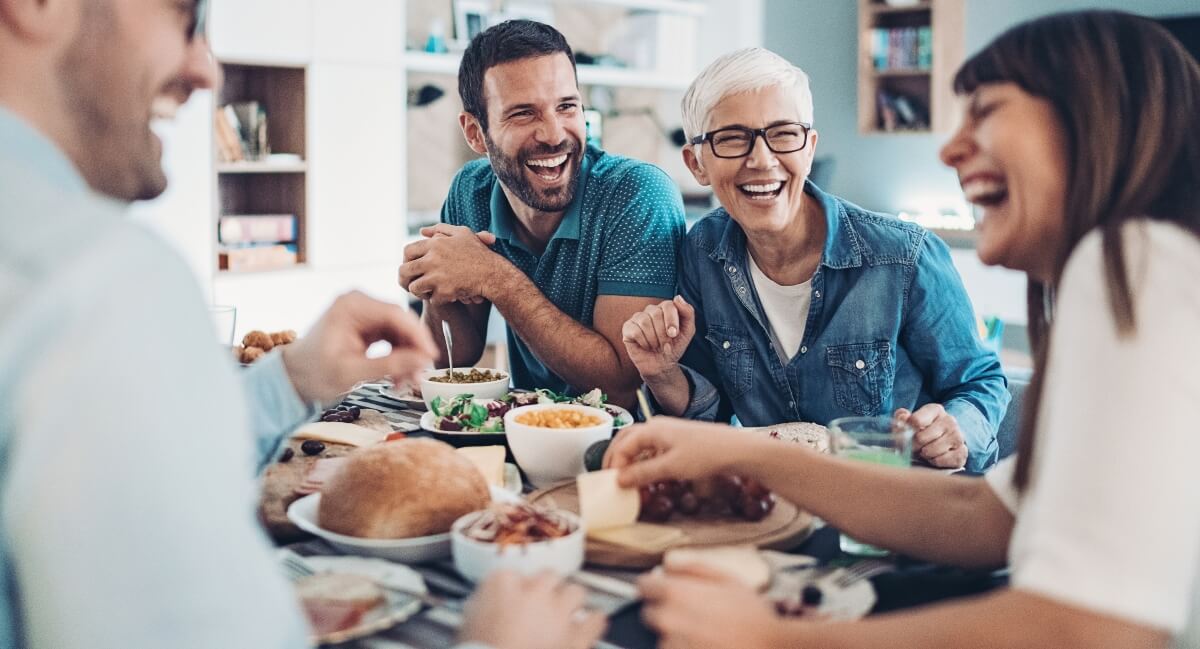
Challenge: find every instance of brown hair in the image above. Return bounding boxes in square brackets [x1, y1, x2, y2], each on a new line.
[953, 11, 1200, 489]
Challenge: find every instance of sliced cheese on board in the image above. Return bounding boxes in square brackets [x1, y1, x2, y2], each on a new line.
[663, 545, 771, 591]
[589, 523, 685, 553]
[456, 446, 506, 487]
[577, 469, 640, 532]
[291, 421, 385, 447]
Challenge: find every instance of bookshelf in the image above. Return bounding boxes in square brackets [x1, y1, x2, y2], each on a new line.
[857, 0, 963, 135]
[215, 63, 307, 272]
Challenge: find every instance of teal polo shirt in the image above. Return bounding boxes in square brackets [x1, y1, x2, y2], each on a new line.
[441, 144, 685, 395]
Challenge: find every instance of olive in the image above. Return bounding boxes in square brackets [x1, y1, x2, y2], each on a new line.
[279, 448, 294, 463]
[300, 440, 326, 456]
[583, 439, 609, 472]
[801, 585, 824, 606]
[348, 406, 361, 419]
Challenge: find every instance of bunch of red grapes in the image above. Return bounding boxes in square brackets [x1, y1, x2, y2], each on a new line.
[638, 474, 775, 523]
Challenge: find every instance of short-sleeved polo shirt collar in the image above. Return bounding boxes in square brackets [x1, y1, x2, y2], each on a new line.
[487, 149, 593, 252]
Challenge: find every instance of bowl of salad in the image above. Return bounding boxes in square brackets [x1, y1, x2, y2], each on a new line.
[421, 389, 632, 436]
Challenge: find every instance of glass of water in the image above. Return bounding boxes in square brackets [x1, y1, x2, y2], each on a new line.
[829, 415, 914, 556]
[210, 305, 238, 347]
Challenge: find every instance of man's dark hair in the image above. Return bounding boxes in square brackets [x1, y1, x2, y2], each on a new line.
[458, 20, 577, 130]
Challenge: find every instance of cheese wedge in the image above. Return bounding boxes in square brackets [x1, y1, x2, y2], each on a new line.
[663, 545, 771, 591]
[589, 523, 685, 553]
[291, 421, 386, 447]
[577, 469, 640, 532]
[456, 446, 506, 488]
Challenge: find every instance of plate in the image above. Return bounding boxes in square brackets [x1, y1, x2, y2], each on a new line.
[286, 486, 521, 563]
[760, 552, 876, 621]
[528, 481, 816, 568]
[288, 555, 426, 645]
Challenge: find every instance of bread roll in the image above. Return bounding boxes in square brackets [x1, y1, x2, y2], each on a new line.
[318, 438, 490, 538]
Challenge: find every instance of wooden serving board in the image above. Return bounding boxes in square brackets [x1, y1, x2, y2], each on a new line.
[529, 481, 816, 569]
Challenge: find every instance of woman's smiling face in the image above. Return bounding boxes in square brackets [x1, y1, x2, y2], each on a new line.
[939, 83, 1069, 279]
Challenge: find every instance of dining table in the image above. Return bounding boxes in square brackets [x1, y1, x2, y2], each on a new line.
[283, 384, 1008, 649]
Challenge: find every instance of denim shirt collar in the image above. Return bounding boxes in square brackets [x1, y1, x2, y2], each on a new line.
[488, 147, 594, 251]
[709, 179, 865, 270]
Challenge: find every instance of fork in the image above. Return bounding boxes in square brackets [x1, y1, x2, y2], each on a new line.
[833, 559, 895, 587]
[279, 551, 460, 611]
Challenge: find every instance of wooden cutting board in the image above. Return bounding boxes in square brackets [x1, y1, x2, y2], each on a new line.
[529, 481, 816, 569]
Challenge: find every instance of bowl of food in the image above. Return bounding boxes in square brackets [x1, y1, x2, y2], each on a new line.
[451, 502, 584, 583]
[503, 403, 614, 487]
[419, 368, 509, 410]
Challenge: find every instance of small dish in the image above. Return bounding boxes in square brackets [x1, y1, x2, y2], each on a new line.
[419, 368, 510, 410]
[504, 404, 613, 488]
[450, 506, 585, 583]
[286, 555, 426, 646]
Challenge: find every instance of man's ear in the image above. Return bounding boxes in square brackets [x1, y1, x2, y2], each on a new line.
[0, 0, 78, 43]
[681, 145, 711, 187]
[458, 112, 489, 156]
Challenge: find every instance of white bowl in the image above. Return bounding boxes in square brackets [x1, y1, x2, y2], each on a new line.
[450, 508, 585, 583]
[503, 403, 614, 487]
[286, 487, 520, 563]
[419, 368, 510, 411]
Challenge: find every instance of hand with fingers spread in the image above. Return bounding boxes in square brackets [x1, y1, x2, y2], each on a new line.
[603, 417, 763, 488]
[280, 291, 438, 404]
[398, 223, 507, 305]
[894, 403, 968, 469]
[621, 296, 696, 381]
[638, 562, 785, 649]
[458, 570, 607, 649]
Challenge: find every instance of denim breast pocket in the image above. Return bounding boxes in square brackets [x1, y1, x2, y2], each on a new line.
[704, 325, 755, 399]
[826, 341, 895, 415]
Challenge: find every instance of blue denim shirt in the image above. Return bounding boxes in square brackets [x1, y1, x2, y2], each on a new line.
[676, 181, 1010, 472]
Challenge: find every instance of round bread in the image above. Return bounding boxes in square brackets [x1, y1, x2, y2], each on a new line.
[318, 438, 490, 539]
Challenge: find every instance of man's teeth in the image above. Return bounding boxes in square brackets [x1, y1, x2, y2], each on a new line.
[739, 181, 783, 193]
[151, 97, 180, 120]
[527, 154, 568, 168]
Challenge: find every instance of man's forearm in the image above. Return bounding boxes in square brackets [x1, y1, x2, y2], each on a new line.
[727, 438, 1012, 568]
[488, 267, 639, 405]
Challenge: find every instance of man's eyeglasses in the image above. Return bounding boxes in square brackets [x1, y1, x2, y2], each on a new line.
[190, 0, 210, 41]
[690, 122, 813, 159]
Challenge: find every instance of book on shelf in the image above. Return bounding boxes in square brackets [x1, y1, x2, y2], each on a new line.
[216, 101, 270, 162]
[218, 243, 298, 272]
[871, 26, 932, 72]
[218, 214, 297, 245]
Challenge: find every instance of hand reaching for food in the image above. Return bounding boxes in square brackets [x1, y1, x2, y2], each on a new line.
[621, 296, 696, 381]
[281, 291, 437, 404]
[458, 570, 607, 649]
[638, 562, 783, 649]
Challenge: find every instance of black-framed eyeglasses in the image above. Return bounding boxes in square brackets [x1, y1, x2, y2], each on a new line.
[690, 122, 813, 159]
[190, 0, 210, 41]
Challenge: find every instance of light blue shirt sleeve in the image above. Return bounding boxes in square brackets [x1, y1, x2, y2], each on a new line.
[240, 351, 319, 472]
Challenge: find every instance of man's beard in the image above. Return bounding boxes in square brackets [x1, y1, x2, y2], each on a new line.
[484, 133, 582, 213]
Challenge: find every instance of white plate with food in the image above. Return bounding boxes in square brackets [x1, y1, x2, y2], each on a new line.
[421, 391, 634, 435]
[286, 554, 426, 645]
[287, 485, 522, 563]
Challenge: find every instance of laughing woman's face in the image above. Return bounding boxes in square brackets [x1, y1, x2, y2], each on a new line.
[939, 83, 1069, 280]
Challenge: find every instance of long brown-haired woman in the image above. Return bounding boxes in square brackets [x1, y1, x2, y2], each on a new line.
[602, 10, 1200, 648]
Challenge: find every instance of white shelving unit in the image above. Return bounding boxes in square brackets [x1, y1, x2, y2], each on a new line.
[216, 161, 310, 174]
[565, 0, 707, 15]
[404, 51, 692, 90]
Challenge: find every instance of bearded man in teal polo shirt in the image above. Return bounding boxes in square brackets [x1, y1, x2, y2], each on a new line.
[399, 20, 685, 408]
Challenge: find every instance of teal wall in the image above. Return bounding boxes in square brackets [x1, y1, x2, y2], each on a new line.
[763, 0, 1199, 213]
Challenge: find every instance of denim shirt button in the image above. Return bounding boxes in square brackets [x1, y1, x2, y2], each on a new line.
[855, 359, 866, 369]
[723, 341, 731, 349]
[814, 290, 821, 298]
[789, 401, 796, 409]
[800, 345, 808, 354]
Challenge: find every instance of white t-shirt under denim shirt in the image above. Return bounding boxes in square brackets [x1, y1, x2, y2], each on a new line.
[0, 107, 316, 648]
[747, 253, 813, 364]
[986, 221, 1200, 648]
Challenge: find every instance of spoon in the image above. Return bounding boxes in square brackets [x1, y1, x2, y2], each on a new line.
[441, 320, 454, 380]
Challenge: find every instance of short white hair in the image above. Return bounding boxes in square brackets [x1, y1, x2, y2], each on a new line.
[681, 47, 814, 141]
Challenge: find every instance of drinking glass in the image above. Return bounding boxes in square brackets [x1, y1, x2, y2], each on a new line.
[210, 305, 238, 347]
[829, 415, 914, 556]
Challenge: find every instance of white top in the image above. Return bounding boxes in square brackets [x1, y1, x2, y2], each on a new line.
[0, 107, 314, 648]
[747, 253, 813, 363]
[986, 221, 1200, 647]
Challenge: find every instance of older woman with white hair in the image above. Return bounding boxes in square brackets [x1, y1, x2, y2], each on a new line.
[621, 48, 1009, 471]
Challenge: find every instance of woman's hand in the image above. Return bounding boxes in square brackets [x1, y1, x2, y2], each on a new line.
[638, 563, 786, 649]
[621, 296, 696, 381]
[603, 417, 759, 488]
[458, 570, 606, 649]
